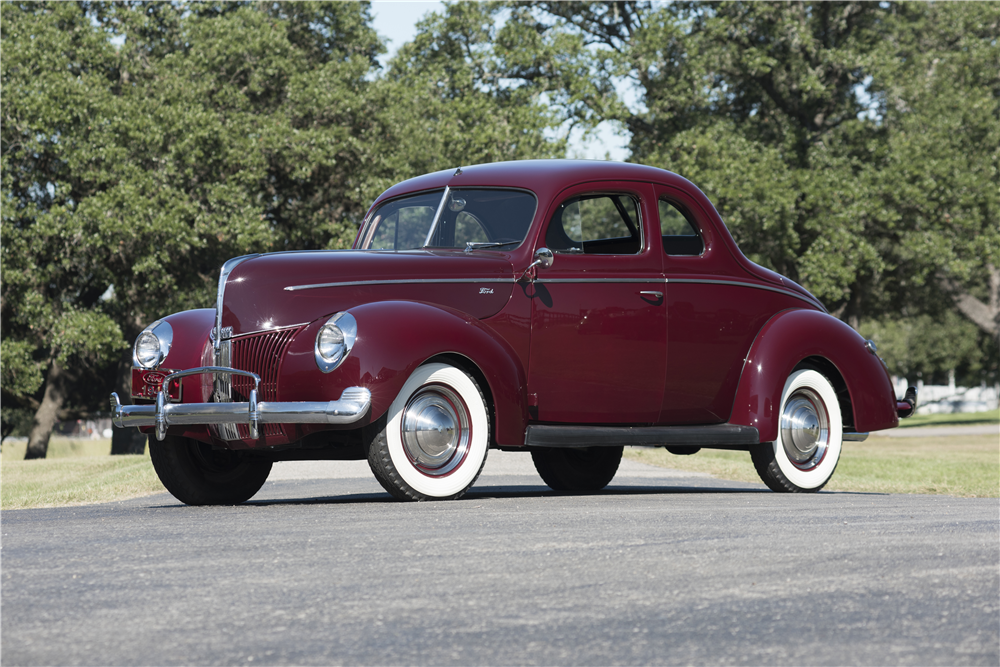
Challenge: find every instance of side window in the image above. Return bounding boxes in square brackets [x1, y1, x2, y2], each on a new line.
[546, 194, 642, 255]
[659, 199, 704, 256]
[369, 205, 436, 250]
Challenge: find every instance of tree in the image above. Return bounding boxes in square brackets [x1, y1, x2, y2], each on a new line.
[520, 1, 998, 382]
[377, 1, 566, 176]
[1, 1, 567, 457]
[1, 1, 381, 457]
[3, 2, 135, 458]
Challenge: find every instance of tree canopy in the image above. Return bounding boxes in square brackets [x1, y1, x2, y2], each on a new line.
[435, 0, 999, 383]
[2, 1, 996, 457]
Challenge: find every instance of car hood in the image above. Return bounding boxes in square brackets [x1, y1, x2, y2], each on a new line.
[220, 250, 516, 335]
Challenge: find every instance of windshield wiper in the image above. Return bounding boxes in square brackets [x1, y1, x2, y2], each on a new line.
[465, 241, 520, 252]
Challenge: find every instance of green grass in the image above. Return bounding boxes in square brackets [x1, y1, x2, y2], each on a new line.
[1, 438, 165, 509]
[625, 434, 1000, 498]
[1, 437, 117, 460]
[897, 408, 999, 428]
[2, 417, 998, 508]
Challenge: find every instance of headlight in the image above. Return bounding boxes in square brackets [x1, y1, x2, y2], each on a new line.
[314, 312, 357, 373]
[135, 332, 161, 368]
[317, 325, 345, 362]
[133, 320, 173, 369]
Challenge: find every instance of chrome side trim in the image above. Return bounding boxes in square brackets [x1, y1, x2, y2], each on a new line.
[539, 278, 660, 284]
[284, 278, 516, 292]
[843, 432, 869, 442]
[110, 387, 372, 441]
[215, 255, 261, 354]
[666, 278, 823, 309]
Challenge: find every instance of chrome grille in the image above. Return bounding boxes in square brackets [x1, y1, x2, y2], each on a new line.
[213, 326, 303, 440]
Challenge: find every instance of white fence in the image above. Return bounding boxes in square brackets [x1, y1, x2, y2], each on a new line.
[894, 374, 1000, 415]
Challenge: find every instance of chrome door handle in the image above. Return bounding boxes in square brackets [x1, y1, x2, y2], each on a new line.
[639, 291, 663, 299]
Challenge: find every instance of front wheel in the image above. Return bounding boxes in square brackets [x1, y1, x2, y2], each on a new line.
[367, 363, 490, 501]
[751, 369, 843, 492]
[531, 446, 623, 492]
[149, 435, 272, 505]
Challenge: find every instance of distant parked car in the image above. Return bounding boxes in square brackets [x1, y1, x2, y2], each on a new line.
[111, 160, 916, 505]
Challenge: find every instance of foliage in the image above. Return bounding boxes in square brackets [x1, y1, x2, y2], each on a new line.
[381, 1, 565, 176]
[2, 1, 996, 456]
[860, 312, 992, 386]
[1, 1, 564, 455]
[519, 1, 999, 381]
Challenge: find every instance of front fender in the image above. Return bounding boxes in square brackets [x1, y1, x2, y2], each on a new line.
[139, 308, 215, 404]
[279, 300, 528, 447]
[729, 309, 899, 441]
[130, 308, 215, 442]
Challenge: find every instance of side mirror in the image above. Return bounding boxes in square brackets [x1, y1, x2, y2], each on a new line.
[520, 247, 554, 283]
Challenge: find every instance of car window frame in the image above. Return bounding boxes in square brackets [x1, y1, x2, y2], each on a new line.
[543, 189, 647, 256]
[658, 197, 705, 257]
[653, 184, 717, 264]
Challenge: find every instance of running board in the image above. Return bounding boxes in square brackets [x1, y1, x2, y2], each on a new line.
[524, 423, 760, 448]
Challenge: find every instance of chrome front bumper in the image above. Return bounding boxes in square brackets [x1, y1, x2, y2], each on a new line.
[110, 366, 371, 441]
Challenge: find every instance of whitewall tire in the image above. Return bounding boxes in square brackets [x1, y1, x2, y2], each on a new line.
[367, 363, 489, 500]
[751, 369, 843, 492]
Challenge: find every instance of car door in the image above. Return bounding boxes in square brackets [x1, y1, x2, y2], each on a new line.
[526, 182, 666, 424]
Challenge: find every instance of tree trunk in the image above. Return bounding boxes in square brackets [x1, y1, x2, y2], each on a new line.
[945, 264, 1000, 340]
[110, 349, 147, 455]
[24, 361, 68, 460]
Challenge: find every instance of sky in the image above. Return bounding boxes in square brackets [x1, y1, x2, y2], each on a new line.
[368, 1, 631, 161]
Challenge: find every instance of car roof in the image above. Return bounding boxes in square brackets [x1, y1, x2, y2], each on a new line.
[371, 160, 699, 210]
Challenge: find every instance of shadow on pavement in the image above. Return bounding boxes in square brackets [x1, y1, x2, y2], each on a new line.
[132, 480, 885, 510]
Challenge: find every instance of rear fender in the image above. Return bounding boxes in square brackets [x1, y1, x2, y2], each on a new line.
[729, 309, 899, 441]
[279, 301, 528, 447]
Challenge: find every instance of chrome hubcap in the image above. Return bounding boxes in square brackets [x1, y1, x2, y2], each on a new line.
[780, 388, 829, 470]
[401, 385, 470, 476]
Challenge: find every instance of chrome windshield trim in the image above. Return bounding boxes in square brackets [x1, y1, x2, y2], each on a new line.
[284, 278, 516, 292]
[423, 185, 450, 248]
[666, 278, 824, 309]
[215, 254, 261, 354]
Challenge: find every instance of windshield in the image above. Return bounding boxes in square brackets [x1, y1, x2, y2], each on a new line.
[359, 188, 537, 251]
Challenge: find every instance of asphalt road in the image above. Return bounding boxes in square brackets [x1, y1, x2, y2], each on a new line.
[2, 451, 997, 666]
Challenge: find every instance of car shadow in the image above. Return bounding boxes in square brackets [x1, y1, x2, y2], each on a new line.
[235, 482, 776, 507]
[136, 482, 886, 510]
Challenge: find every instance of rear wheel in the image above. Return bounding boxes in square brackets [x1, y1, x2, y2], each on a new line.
[751, 369, 843, 492]
[149, 435, 272, 505]
[531, 446, 623, 492]
[367, 363, 490, 501]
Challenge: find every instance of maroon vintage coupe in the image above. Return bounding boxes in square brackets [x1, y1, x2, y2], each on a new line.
[111, 160, 916, 504]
